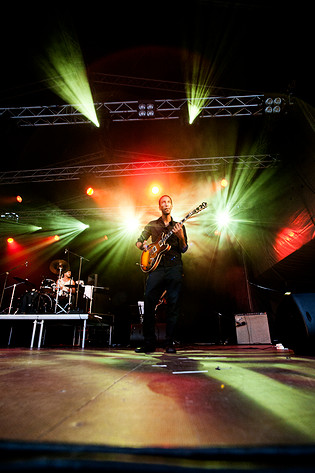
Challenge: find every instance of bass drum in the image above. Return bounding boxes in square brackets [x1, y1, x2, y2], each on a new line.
[38, 293, 53, 313]
[19, 291, 53, 314]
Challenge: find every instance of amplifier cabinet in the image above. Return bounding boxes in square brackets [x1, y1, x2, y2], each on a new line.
[235, 313, 271, 344]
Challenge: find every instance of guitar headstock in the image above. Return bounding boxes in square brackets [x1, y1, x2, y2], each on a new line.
[188, 202, 208, 218]
[197, 202, 207, 212]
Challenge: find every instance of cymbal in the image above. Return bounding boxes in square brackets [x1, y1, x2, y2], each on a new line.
[13, 276, 36, 287]
[49, 259, 69, 274]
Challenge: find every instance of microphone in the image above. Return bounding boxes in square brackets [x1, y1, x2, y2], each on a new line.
[65, 249, 68, 254]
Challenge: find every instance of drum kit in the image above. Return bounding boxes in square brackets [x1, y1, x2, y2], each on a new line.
[4, 259, 80, 315]
[1, 250, 106, 315]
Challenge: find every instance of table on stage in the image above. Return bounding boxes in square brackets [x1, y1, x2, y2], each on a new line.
[0, 314, 89, 349]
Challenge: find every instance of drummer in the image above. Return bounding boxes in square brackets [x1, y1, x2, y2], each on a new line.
[56, 270, 75, 295]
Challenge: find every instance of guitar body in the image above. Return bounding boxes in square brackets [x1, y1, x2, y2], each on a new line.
[140, 239, 170, 273]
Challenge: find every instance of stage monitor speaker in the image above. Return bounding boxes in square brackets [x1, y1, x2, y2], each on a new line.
[235, 313, 271, 344]
[276, 293, 315, 354]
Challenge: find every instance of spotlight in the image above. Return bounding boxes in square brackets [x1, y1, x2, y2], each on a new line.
[86, 187, 94, 196]
[125, 217, 140, 233]
[53, 235, 60, 241]
[220, 178, 228, 188]
[264, 97, 285, 114]
[138, 102, 155, 118]
[188, 103, 201, 125]
[151, 186, 159, 195]
[1, 212, 19, 222]
[216, 210, 231, 228]
[7, 237, 14, 244]
[16, 195, 22, 203]
[79, 223, 90, 230]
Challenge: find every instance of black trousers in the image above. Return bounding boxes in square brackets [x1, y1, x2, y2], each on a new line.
[143, 265, 183, 345]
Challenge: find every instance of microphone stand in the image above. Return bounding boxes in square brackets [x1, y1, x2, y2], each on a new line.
[0, 261, 29, 312]
[54, 266, 63, 314]
[0, 272, 9, 311]
[65, 249, 89, 311]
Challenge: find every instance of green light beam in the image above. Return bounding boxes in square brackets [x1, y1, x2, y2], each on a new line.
[203, 360, 315, 440]
[39, 24, 99, 127]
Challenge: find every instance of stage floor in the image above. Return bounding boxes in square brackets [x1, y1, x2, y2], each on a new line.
[1, 345, 315, 470]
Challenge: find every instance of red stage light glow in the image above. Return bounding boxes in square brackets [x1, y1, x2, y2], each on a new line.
[16, 195, 23, 203]
[86, 187, 94, 196]
[7, 237, 14, 244]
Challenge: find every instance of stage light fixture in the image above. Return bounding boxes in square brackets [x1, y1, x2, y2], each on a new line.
[7, 237, 14, 244]
[188, 103, 201, 125]
[264, 97, 284, 114]
[79, 223, 90, 230]
[220, 178, 228, 188]
[138, 102, 155, 118]
[125, 216, 140, 233]
[1, 212, 19, 222]
[16, 195, 22, 203]
[86, 187, 94, 196]
[151, 186, 159, 195]
[216, 210, 231, 229]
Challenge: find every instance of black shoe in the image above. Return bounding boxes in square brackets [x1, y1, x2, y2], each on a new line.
[165, 346, 176, 354]
[135, 345, 156, 353]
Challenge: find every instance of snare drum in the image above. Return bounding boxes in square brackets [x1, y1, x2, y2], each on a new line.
[40, 278, 56, 294]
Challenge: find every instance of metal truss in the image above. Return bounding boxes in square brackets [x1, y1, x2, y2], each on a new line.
[0, 155, 279, 185]
[2, 207, 150, 223]
[0, 94, 264, 126]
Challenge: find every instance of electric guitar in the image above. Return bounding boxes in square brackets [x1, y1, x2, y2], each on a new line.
[140, 202, 207, 273]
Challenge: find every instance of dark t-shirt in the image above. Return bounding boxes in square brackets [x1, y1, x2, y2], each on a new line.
[137, 216, 188, 267]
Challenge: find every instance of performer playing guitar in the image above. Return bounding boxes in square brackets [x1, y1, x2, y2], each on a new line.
[135, 195, 207, 354]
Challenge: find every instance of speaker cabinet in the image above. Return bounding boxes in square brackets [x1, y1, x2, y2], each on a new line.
[276, 293, 315, 354]
[235, 313, 271, 344]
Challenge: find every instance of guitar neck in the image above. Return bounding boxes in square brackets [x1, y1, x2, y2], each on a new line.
[161, 215, 188, 244]
[159, 202, 207, 245]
